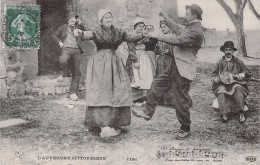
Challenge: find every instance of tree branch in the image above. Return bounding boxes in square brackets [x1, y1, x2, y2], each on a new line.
[237, 0, 248, 16]
[248, 0, 260, 20]
[234, 0, 242, 13]
[216, 0, 236, 24]
[241, 0, 248, 10]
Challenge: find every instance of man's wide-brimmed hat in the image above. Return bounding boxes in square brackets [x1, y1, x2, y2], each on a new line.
[66, 12, 78, 21]
[220, 41, 237, 52]
[185, 4, 203, 20]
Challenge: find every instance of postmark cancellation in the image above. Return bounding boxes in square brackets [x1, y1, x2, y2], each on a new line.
[4, 4, 40, 49]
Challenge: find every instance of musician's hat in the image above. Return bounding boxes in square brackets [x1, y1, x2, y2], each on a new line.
[220, 41, 237, 52]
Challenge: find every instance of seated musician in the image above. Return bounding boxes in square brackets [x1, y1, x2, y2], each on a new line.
[211, 41, 252, 123]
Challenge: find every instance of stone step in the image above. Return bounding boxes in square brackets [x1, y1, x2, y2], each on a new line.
[24, 75, 85, 96]
[26, 86, 70, 96]
[51, 97, 85, 106]
[0, 118, 29, 128]
[25, 85, 85, 96]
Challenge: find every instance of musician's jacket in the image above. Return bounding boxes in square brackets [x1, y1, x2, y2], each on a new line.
[211, 56, 252, 96]
[52, 23, 87, 53]
[156, 18, 204, 80]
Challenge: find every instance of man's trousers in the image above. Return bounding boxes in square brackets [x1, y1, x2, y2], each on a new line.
[144, 61, 192, 132]
[59, 47, 81, 94]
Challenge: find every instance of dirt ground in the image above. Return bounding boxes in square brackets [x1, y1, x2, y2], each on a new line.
[0, 52, 260, 165]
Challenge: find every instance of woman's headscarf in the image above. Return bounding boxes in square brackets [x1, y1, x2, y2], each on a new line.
[98, 8, 113, 24]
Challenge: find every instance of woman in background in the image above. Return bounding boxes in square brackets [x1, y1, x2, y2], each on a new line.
[154, 20, 176, 105]
[130, 18, 155, 106]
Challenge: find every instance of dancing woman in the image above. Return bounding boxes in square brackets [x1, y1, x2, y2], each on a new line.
[74, 9, 142, 137]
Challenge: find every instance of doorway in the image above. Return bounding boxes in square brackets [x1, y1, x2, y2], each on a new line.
[36, 0, 67, 75]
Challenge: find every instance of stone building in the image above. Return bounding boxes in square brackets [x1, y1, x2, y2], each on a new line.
[0, 0, 178, 97]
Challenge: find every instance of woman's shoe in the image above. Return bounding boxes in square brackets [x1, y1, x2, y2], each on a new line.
[239, 113, 246, 123]
[100, 127, 121, 138]
[221, 114, 228, 123]
[69, 93, 79, 101]
[134, 102, 143, 107]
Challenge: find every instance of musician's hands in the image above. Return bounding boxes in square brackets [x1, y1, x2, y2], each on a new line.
[134, 62, 140, 69]
[73, 29, 83, 37]
[58, 42, 64, 48]
[237, 73, 245, 80]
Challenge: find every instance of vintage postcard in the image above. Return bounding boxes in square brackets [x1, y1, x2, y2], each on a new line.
[0, 0, 259, 165]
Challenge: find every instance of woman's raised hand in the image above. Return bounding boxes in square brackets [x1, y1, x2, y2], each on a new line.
[159, 11, 168, 19]
[142, 31, 149, 38]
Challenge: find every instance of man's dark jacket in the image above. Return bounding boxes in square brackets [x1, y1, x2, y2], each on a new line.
[52, 23, 87, 53]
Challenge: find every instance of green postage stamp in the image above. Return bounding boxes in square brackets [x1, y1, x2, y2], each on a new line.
[4, 4, 40, 49]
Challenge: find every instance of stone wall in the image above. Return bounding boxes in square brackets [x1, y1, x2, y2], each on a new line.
[203, 29, 237, 47]
[5, 49, 38, 96]
[75, 0, 178, 31]
[0, 0, 7, 98]
[0, 49, 7, 98]
[1, 0, 38, 97]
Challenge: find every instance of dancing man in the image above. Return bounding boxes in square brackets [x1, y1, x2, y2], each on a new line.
[133, 4, 204, 139]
